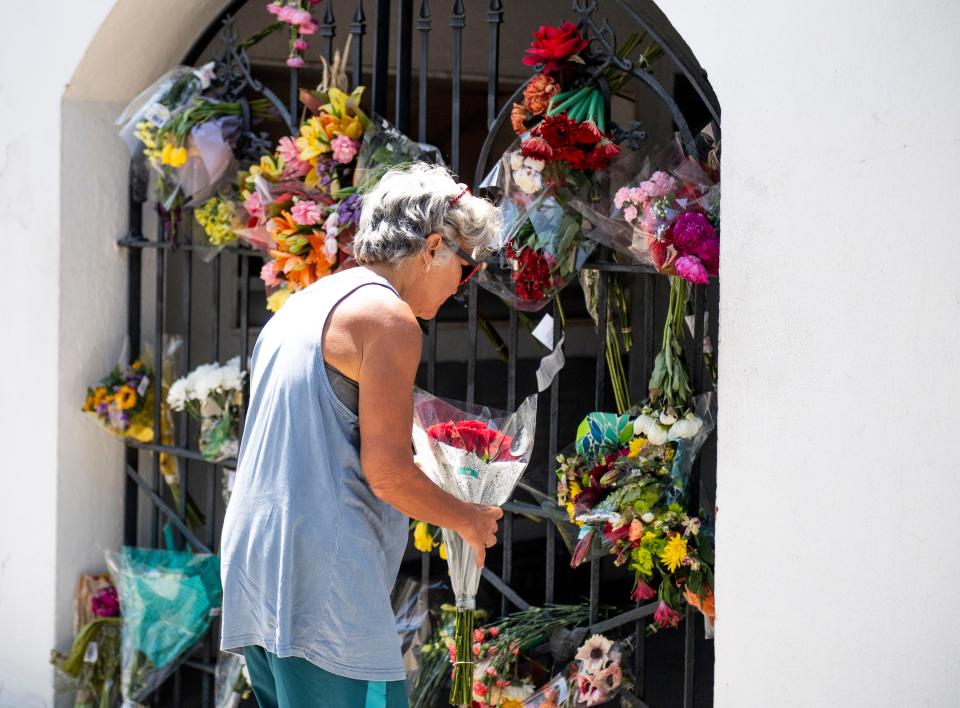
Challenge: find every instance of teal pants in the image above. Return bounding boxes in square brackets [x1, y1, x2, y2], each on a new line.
[242, 646, 409, 708]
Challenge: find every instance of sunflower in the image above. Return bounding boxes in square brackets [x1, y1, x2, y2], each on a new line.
[627, 436, 647, 458]
[116, 385, 138, 411]
[93, 387, 108, 408]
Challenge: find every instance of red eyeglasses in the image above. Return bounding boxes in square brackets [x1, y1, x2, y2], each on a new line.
[452, 244, 483, 286]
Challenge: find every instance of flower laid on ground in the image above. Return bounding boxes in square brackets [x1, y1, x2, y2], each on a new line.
[411, 389, 537, 705]
[167, 357, 245, 462]
[555, 398, 716, 629]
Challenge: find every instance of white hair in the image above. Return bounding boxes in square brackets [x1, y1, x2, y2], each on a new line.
[354, 162, 502, 265]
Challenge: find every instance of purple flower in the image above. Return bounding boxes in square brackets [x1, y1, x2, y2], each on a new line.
[91, 586, 120, 617]
[675, 255, 710, 284]
[286, 56, 305, 69]
[294, 38, 309, 51]
[336, 193, 361, 227]
[670, 211, 717, 255]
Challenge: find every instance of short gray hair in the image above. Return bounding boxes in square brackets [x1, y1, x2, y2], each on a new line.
[354, 162, 502, 265]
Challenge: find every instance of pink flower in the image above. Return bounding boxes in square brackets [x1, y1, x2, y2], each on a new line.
[473, 682, 488, 699]
[244, 191, 265, 220]
[653, 600, 682, 629]
[288, 7, 312, 25]
[91, 586, 120, 617]
[294, 38, 309, 51]
[473, 628, 486, 643]
[495, 679, 511, 689]
[488, 626, 499, 638]
[631, 578, 657, 602]
[277, 6, 296, 22]
[596, 662, 623, 691]
[298, 20, 318, 35]
[266, 3, 282, 16]
[260, 260, 283, 287]
[484, 665, 498, 677]
[675, 255, 709, 284]
[623, 205, 638, 223]
[331, 134, 359, 164]
[286, 56, 305, 69]
[614, 186, 631, 210]
[291, 200, 323, 226]
[671, 211, 717, 255]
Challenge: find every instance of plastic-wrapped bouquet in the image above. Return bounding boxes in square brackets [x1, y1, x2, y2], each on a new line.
[411, 388, 537, 705]
[167, 357, 245, 462]
[82, 358, 155, 443]
[555, 397, 716, 631]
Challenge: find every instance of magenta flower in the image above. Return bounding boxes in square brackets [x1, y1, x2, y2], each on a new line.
[653, 600, 682, 629]
[671, 211, 717, 254]
[294, 38, 309, 51]
[693, 235, 719, 274]
[291, 199, 323, 226]
[331, 134, 359, 164]
[288, 7, 312, 25]
[298, 19, 318, 35]
[286, 55, 305, 69]
[675, 255, 709, 284]
[91, 586, 120, 618]
[260, 260, 283, 287]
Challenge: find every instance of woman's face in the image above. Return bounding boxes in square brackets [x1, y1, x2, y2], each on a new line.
[406, 233, 470, 319]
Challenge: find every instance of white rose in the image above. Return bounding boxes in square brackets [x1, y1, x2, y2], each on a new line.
[167, 377, 188, 411]
[513, 166, 542, 195]
[646, 422, 669, 445]
[509, 151, 524, 171]
[659, 408, 678, 425]
[668, 412, 704, 441]
[523, 156, 545, 172]
[633, 413, 656, 437]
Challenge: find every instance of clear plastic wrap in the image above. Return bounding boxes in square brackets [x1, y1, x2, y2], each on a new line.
[214, 652, 249, 708]
[166, 356, 245, 462]
[105, 547, 222, 704]
[571, 137, 719, 283]
[410, 388, 538, 704]
[475, 146, 596, 312]
[353, 114, 445, 190]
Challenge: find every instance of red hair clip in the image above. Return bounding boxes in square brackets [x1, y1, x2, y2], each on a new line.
[449, 184, 471, 207]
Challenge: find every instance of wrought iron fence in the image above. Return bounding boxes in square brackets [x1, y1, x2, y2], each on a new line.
[119, 1, 719, 705]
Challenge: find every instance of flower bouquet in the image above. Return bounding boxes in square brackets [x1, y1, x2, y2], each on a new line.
[106, 547, 221, 704]
[520, 632, 630, 708]
[117, 62, 275, 238]
[166, 356, 245, 462]
[476, 146, 595, 312]
[555, 396, 716, 630]
[82, 358, 155, 443]
[411, 388, 538, 705]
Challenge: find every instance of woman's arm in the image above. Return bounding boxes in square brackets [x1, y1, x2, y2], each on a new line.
[350, 291, 502, 567]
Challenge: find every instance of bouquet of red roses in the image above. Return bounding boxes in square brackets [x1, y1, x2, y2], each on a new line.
[411, 388, 537, 706]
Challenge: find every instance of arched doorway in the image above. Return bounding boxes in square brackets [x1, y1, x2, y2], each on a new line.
[116, 1, 719, 705]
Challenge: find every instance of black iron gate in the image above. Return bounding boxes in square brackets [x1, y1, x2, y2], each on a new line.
[119, 1, 720, 706]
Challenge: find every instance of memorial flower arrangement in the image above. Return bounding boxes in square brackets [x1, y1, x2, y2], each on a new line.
[411, 389, 537, 706]
[117, 62, 275, 240]
[476, 21, 662, 311]
[555, 402, 716, 630]
[82, 359, 154, 442]
[167, 357, 245, 462]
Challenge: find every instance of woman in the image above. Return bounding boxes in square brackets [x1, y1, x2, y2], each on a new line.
[220, 163, 504, 707]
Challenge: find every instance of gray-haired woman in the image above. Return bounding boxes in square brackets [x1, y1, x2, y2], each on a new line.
[220, 163, 503, 707]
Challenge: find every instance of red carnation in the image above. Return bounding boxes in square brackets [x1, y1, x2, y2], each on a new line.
[587, 139, 621, 170]
[521, 136, 554, 160]
[535, 114, 575, 148]
[573, 120, 602, 146]
[522, 21, 589, 73]
[556, 146, 589, 170]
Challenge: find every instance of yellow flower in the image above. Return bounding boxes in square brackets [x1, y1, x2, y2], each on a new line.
[116, 385, 138, 411]
[93, 387, 108, 408]
[502, 701, 524, 708]
[296, 116, 330, 161]
[439, 542, 447, 560]
[665, 447, 676, 462]
[249, 154, 285, 181]
[266, 288, 292, 313]
[160, 140, 188, 168]
[627, 437, 647, 458]
[659, 534, 688, 573]
[413, 521, 436, 553]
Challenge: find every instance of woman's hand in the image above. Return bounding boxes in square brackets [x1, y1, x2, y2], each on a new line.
[457, 504, 504, 569]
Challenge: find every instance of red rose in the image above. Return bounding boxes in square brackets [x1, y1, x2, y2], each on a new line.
[534, 114, 575, 148]
[520, 136, 554, 160]
[522, 21, 589, 73]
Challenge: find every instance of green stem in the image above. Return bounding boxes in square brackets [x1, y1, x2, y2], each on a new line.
[594, 89, 606, 133]
[547, 86, 590, 116]
[450, 609, 475, 706]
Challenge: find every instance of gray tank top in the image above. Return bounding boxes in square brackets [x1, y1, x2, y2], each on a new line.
[219, 267, 409, 682]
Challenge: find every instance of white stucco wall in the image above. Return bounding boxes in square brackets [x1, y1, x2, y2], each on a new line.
[3, 0, 960, 705]
[656, 1, 960, 705]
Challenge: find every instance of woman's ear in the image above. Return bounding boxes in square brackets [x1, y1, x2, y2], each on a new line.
[423, 232, 445, 264]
